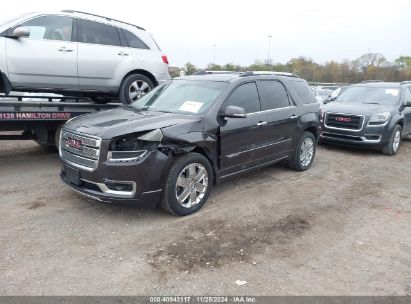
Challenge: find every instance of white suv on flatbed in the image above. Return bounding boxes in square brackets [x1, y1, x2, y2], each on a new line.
[0, 10, 170, 103]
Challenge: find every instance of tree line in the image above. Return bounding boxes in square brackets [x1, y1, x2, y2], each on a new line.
[172, 53, 411, 84]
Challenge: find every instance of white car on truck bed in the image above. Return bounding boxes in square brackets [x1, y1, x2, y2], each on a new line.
[0, 10, 170, 104]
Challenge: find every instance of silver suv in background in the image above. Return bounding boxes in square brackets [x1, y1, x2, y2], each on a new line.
[0, 10, 170, 104]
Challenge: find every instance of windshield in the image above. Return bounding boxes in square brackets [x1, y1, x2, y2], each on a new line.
[336, 86, 400, 105]
[131, 80, 229, 114]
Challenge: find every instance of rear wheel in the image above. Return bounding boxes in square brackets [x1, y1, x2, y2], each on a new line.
[287, 131, 317, 171]
[119, 74, 154, 105]
[382, 124, 402, 156]
[160, 153, 213, 216]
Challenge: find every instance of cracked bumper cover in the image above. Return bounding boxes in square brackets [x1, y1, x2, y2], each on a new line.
[60, 146, 172, 208]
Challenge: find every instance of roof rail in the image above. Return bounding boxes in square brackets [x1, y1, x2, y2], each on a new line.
[193, 70, 242, 76]
[360, 80, 384, 83]
[400, 80, 411, 85]
[61, 10, 145, 31]
[309, 82, 350, 86]
[240, 71, 299, 78]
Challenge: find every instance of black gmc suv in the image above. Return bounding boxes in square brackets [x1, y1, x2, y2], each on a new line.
[59, 72, 320, 216]
[321, 81, 411, 155]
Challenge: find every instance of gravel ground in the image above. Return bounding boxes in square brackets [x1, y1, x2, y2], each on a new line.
[0, 139, 410, 295]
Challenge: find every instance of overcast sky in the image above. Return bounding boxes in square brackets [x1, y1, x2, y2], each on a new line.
[1, 0, 410, 67]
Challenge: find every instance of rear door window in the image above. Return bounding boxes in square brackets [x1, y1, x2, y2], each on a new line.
[259, 80, 290, 110]
[78, 19, 121, 46]
[122, 29, 149, 49]
[223, 82, 261, 113]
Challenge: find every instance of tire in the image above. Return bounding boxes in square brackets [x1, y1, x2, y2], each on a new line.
[54, 123, 64, 151]
[287, 131, 317, 171]
[118, 74, 154, 105]
[382, 124, 402, 156]
[160, 153, 213, 216]
[34, 124, 64, 151]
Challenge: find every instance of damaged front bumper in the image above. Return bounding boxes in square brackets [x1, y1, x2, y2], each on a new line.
[60, 138, 173, 207]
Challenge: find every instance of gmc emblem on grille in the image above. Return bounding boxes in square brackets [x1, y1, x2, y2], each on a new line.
[335, 117, 352, 122]
[66, 137, 83, 150]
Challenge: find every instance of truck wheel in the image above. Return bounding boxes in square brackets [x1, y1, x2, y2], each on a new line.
[287, 131, 317, 171]
[382, 124, 402, 156]
[119, 74, 154, 105]
[54, 123, 64, 151]
[160, 153, 213, 216]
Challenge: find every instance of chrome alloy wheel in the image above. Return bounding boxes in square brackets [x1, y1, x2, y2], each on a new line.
[175, 163, 209, 208]
[300, 137, 314, 167]
[129, 80, 151, 102]
[393, 129, 401, 152]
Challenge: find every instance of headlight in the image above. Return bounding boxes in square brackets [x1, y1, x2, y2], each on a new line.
[107, 150, 147, 163]
[108, 129, 163, 163]
[138, 129, 163, 142]
[368, 112, 391, 125]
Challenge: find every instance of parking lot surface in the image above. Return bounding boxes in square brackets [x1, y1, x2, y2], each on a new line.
[0, 139, 410, 295]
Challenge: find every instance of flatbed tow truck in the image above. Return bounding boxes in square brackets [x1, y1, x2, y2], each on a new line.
[0, 94, 121, 148]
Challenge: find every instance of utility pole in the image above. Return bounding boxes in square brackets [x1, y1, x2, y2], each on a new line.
[213, 44, 216, 65]
[267, 35, 272, 65]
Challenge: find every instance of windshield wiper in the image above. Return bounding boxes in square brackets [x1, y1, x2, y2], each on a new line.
[362, 102, 380, 105]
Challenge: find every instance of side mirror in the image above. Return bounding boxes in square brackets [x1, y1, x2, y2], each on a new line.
[222, 105, 247, 118]
[326, 96, 337, 103]
[11, 27, 30, 38]
[405, 100, 411, 107]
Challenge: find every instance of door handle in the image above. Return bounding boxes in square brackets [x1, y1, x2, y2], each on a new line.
[290, 114, 298, 119]
[58, 47, 73, 52]
[118, 51, 130, 56]
[256, 121, 268, 126]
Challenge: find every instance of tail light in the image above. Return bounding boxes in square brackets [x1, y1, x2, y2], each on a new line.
[161, 55, 169, 64]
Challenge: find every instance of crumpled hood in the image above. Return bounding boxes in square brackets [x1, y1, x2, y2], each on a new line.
[324, 102, 394, 116]
[64, 106, 200, 139]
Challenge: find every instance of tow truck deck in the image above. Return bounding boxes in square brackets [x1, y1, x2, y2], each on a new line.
[0, 94, 121, 147]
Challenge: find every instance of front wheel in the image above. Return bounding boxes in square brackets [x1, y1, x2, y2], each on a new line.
[287, 131, 317, 171]
[118, 74, 154, 105]
[382, 124, 402, 156]
[160, 153, 213, 216]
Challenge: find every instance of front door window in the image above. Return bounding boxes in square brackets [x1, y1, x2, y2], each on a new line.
[16, 15, 73, 41]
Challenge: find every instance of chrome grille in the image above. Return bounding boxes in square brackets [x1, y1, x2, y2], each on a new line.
[60, 130, 101, 171]
[63, 144, 99, 160]
[325, 113, 364, 131]
[61, 130, 100, 148]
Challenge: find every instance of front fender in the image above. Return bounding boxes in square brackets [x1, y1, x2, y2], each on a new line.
[388, 113, 404, 131]
[162, 131, 218, 172]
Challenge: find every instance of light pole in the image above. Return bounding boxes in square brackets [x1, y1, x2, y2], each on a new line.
[213, 44, 216, 65]
[267, 35, 272, 65]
